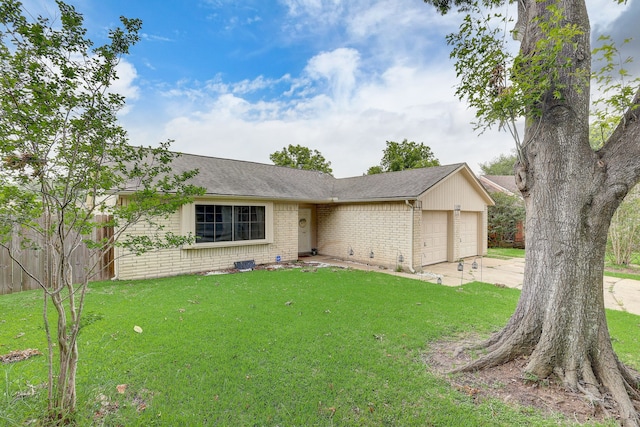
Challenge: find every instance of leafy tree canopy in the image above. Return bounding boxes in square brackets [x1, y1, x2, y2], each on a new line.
[479, 151, 517, 175]
[487, 191, 525, 247]
[366, 139, 440, 174]
[270, 144, 333, 175]
[0, 0, 204, 420]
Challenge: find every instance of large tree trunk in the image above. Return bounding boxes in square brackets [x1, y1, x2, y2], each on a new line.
[454, 0, 640, 424]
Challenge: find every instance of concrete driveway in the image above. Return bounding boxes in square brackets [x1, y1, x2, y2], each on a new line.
[312, 255, 640, 316]
[421, 257, 640, 316]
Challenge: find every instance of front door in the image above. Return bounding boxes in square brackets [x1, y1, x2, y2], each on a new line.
[298, 208, 312, 253]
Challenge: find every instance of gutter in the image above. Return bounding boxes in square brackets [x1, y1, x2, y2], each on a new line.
[405, 199, 416, 274]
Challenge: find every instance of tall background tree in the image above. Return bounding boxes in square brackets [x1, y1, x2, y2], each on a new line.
[479, 151, 517, 175]
[590, 116, 640, 268]
[366, 139, 440, 174]
[487, 192, 525, 247]
[425, 0, 640, 424]
[269, 144, 333, 175]
[481, 152, 525, 247]
[608, 184, 640, 266]
[0, 1, 203, 422]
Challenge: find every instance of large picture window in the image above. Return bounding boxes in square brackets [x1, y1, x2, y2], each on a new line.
[195, 204, 266, 243]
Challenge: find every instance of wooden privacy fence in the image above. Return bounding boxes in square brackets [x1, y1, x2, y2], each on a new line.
[0, 215, 114, 295]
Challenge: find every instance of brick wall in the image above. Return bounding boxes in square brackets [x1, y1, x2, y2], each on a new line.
[317, 202, 414, 270]
[452, 209, 461, 261]
[411, 205, 422, 270]
[114, 202, 298, 280]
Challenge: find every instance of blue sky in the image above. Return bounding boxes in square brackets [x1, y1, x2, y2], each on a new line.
[23, 0, 636, 177]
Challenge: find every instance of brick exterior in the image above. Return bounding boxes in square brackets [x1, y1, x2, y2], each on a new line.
[114, 166, 492, 280]
[411, 205, 422, 270]
[114, 202, 298, 280]
[452, 208, 461, 261]
[316, 202, 416, 271]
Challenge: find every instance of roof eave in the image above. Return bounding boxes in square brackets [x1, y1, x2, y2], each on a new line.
[116, 190, 336, 204]
[329, 196, 420, 204]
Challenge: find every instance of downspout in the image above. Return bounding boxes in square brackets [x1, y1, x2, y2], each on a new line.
[405, 200, 416, 273]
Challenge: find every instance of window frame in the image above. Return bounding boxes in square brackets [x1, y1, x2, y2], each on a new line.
[181, 200, 273, 249]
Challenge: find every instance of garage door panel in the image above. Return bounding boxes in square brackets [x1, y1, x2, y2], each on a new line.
[460, 212, 478, 258]
[422, 211, 448, 265]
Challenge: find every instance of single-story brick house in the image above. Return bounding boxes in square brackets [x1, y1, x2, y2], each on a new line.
[114, 153, 494, 280]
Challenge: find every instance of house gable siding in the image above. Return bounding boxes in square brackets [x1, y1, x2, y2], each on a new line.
[416, 168, 491, 264]
[420, 170, 488, 212]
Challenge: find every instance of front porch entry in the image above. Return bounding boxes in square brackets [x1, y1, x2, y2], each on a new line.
[298, 208, 312, 254]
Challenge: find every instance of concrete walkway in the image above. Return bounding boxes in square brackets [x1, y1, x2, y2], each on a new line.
[310, 256, 640, 316]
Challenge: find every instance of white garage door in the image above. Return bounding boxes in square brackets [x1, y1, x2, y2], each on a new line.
[422, 211, 448, 265]
[460, 212, 479, 258]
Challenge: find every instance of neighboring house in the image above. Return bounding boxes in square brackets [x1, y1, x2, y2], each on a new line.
[114, 154, 494, 280]
[478, 175, 520, 196]
[479, 175, 525, 247]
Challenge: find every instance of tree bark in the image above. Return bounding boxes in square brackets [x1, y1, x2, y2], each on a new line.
[454, 0, 640, 424]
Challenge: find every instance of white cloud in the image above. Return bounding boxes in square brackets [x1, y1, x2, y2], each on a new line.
[280, 0, 344, 24]
[230, 74, 292, 95]
[114, 59, 140, 100]
[141, 33, 174, 43]
[586, 0, 631, 32]
[124, 0, 633, 178]
[303, 48, 360, 108]
[124, 46, 515, 177]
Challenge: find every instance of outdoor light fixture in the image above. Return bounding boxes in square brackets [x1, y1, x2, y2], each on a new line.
[398, 254, 404, 263]
[369, 251, 374, 259]
[457, 260, 465, 285]
[348, 247, 354, 256]
[472, 259, 478, 270]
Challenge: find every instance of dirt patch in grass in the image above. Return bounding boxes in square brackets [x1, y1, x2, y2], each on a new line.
[0, 348, 42, 364]
[425, 337, 622, 426]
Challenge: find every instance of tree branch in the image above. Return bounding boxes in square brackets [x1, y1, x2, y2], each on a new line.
[600, 88, 640, 192]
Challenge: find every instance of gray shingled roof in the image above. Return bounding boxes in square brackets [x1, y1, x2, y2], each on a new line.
[169, 153, 335, 200]
[332, 163, 463, 201]
[146, 152, 468, 202]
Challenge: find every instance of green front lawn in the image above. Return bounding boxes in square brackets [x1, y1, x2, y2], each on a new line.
[487, 247, 525, 259]
[1, 267, 636, 426]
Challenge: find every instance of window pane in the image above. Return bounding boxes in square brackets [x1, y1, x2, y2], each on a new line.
[204, 224, 214, 240]
[221, 206, 232, 221]
[195, 204, 266, 243]
[215, 223, 232, 241]
[235, 223, 248, 240]
[195, 224, 205, 242]
[235, 206, 249, 222]
[251, 222, 265, 240]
